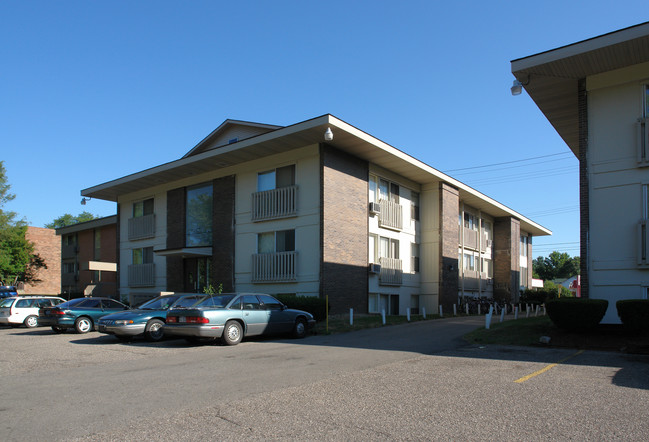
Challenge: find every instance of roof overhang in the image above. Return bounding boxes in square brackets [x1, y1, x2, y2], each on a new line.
[511, 21, 649, 156]
[154, 247, 213, 258]
[55, 215, 117, 235]
[83, 115, 551, 237]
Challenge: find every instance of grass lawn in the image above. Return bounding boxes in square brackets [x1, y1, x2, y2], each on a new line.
[314, 313, 441, 335]
[465, 315, 649, 354]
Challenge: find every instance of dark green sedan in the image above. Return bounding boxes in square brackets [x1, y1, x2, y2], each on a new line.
[97, 293, 206, 342]
[38, 297, 129, 334]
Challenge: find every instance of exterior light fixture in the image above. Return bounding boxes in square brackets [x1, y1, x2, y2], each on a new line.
[81, 197, 91, 205]
[510, 75, 530, 96]
[324, 127, 333, 141]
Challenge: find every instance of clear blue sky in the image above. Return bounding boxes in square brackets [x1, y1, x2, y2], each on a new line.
[1, 1, 645, 258]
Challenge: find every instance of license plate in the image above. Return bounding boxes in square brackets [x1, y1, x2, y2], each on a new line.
[179, 317, 186, 323]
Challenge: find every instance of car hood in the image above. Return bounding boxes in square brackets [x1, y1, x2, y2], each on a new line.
[99, 309, 164, 321]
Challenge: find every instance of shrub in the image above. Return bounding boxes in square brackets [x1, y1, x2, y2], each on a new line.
[276, 294, 327, 322]
[545, 298, 608, 332]
[520, 288, 556, 305]
[616, 300, 649, 333]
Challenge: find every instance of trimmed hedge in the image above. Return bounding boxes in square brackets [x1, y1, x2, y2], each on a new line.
[276, 294, 327, 322]
[545, 298, 608, 332]
[520, 288, 557, 305]
[616, 300, 649, 333]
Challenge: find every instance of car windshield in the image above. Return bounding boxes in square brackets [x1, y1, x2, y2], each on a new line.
[139, 296, 181, 310]
[196, 295, 236, 308]
[54, 298, 87, 309]
[0, 298, 15, 308]
[172, 296, 206, 308]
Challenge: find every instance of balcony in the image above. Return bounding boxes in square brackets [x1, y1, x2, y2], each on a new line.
[252, 251, 297, 283]
[128, 214, 155, 240]
[128, 263, 155, 287]
[462, 227, 479, 250]
[379, 257, 402, 285]
[378, 199, 402, 230]
[252, 186, 297, 222]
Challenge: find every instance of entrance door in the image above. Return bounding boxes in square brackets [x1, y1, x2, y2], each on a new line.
[183, 257, 212, 293]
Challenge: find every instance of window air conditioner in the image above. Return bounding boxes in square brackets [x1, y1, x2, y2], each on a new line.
[369, 202, 381, 215]
[368, 263, 381, 274]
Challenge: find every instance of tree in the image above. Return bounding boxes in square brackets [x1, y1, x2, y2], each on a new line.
[0, 161, 46, 285]
[533, 251, 580, 281]
[45, 211, 97, 229]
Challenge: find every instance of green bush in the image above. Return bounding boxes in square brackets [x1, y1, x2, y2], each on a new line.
[520, 288, 557, 305]
[616, 300, 649, 333]
[545, 298, 608, 332]
[276, 294, 327, 322]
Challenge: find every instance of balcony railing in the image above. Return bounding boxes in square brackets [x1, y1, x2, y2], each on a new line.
[462, 227, 479, 250]
[128, 214, 155, 240]
[379, 257, 402, 285]
[378, 199, 402, 230]
[128, 263, 155, 287]
[252, 186, 297, 222]
[252, 251, 297, 282]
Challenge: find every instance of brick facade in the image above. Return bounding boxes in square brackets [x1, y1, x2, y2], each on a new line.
[438, 183, 459, 311]
[23, 227, 61, 295]
[320, 144, 369, 314]
[166, 187, 185, 292]
[493, 217, 520, 303]
[211, 176, 235, 292]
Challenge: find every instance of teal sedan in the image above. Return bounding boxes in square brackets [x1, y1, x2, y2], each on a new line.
[38, 297, 129, 334]
[97, 293, 206, 342]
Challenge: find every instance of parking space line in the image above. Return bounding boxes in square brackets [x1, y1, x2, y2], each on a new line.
[514, 350, 584, 383]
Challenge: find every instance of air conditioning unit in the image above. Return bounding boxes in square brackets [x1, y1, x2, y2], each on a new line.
[368, 263, 381, 274]
[486, 278, 493, 285]
[369, 202, 381, 215]
[486, 240, 493, 248]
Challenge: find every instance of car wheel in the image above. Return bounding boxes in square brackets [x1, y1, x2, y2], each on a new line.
[222, 320, 243, 346]
[51, 326, 66, 333]
[293, 317, 307, 339]
[144, 319, 165, 342]
[75, 317, 93, 334]
[24, 315, 38, 328]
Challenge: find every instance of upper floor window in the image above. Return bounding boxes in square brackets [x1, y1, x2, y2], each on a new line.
[411, 191, 420, 221]
[63, 234, 77, 246]
[257, 165, 295, 192]
[379, 178, 399, 203]
[133, 246, 153, 264]
[94, 229, 101, 260]
[411, 243, 420, 273]
[644, 84, 649, 117]
[464, 212, 478, 231]
[133, 198, 154, 218]
[521, 235, 530, 259]
[186, 184, 213, 247]
[258, 230, 295, 253]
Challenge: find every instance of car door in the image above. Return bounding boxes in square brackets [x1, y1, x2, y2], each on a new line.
[75, 298, 102, 321]
[258, 295, 293, 334]
[241, 295, 269, 336]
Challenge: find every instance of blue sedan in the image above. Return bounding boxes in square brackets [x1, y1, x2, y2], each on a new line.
[39, 297, 129, 333]
[97, 293, 206, 342]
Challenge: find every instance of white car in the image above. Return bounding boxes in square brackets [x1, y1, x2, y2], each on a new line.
[0, 296, 66, 328]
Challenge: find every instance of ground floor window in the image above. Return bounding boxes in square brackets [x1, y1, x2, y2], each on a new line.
[410, 294, 419, 314]
[369, 293, 399, 315]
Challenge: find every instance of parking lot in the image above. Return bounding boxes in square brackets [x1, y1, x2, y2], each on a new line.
[2, 317, 649, 441]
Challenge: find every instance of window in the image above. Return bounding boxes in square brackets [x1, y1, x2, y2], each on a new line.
[638, 85, 649, 164]
[411, 243, 420, 273]
[369, 234, 378, 263]
[521, 235, 529, 258]
[63, 262, 76, 273]
[463, 253, 475, 271]
[379, 237, 399, 259]
[257, 165, 295, 191]
[464, 212, 478, 230]
[379, 178, 399, 203]
[257, 230, 295, 253]
[410, 295, 420, 314]
[258, 295, 284, 311]
[133, 247, 153, 264]
[242, 295, 261, 310]
[411, 191, 420, 221]
[186, 183, 213, 247]
[64, 234, 77, 246]
[481, 257, 493, 278]
[133, 198, 154, 217]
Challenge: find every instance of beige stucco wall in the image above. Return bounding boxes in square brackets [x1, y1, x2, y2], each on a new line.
[587, 63, 649, 323]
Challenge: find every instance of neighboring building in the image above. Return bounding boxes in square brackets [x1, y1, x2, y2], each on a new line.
[21, 226, 61, 295]
[56, 216, 117, 298]
[82, 115, 550, 313]
[511, 22, 649, 323]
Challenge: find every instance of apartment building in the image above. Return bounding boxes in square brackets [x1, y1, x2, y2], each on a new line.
[511, 22, 649, 323]
[56, 215, 117, 298]
[82, 115, 549, 313]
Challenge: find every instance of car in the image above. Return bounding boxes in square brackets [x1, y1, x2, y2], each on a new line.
[38, 297, 129, 334]
[0, 295, 66, 328]
[97, 293, 207, 342]
[0, 286, 18, 299]
[164, 293, 316, 345]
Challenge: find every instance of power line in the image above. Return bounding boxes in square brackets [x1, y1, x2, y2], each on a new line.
[443, 152, 572, 173]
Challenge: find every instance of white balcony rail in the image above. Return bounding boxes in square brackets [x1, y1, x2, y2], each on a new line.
[252, 251, 297, 282]
[252, 186, 297, 222]
[379, 257, 402, 285]
[462, 227, 478, 250]
[128, 263, 155, 287]
[128, 214, 156, 240]
[378, 199, 402, 230]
